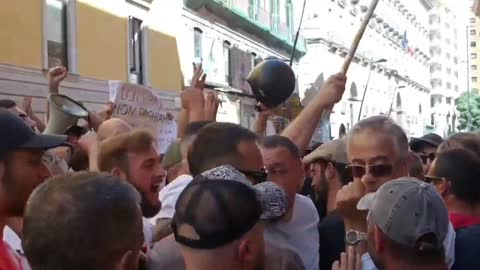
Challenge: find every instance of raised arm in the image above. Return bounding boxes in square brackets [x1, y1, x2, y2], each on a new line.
[281, 73, 347, 154]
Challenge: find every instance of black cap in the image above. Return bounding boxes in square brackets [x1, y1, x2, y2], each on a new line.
[64, 125, 88, 137]
[247, 59, 296, 108]
[172, 179, 263, 250]
[410, 133, 444, 152]
[0, 110, 68, 157]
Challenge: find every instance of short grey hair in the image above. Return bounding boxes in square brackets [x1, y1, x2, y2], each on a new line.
[347, 116, 409, 158]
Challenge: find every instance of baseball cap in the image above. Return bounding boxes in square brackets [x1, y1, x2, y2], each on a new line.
[161, 140, 182, 169]
[357, 178, 449, 251]
[172, 165, 288, 249]
[410, 133, 444, 152]
[0, 110, 67, 156]
[303, 138, 348, 164]
[64, 125, 88, 137]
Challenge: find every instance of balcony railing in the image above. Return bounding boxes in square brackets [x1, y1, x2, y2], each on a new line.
[184, 0, 306, 57]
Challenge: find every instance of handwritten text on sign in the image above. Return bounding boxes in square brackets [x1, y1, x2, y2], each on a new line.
[109, 81, 177, 153]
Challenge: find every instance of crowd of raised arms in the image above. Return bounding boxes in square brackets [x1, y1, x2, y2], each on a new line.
[1, 65, 480, 270]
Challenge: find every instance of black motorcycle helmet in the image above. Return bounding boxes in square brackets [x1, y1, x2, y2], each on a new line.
[247, 58, 296, 109]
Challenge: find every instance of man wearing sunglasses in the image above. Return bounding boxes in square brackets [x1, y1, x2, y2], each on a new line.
[427, 148, 480, 270]
[335, 116, 455, 270]
[409, 133, 443, 175]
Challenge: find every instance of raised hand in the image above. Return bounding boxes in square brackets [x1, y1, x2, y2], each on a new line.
[48, 66, 68, 93]
[318, 73, 347, 106]
[191, 63, 206, 89]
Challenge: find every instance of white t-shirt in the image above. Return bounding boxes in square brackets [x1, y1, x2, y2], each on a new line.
[143, 218, 155, 246]
[3, 226, 31, 270]
[264, 194, 320, 270]
[150, 175, 193, 225]
[361, 222, 456, 269]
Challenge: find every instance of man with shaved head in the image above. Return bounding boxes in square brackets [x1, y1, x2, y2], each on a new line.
[77, 118, 132, 171]
[97, 118, 132, 142]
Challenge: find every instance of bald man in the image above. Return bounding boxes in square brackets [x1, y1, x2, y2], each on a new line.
[97, 118, 132, 142]
[78, 118, 132, 171]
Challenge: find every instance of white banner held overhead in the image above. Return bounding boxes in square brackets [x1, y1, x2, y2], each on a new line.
[108, 81, 177, 154]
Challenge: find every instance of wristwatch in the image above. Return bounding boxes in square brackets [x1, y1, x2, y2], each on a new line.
[345, 230, 367, 245]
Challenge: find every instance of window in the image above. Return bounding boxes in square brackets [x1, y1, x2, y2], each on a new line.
[472, 53, 477, 60]
[446, 68, 451, 74]
[128, 16, 143, 84]
[471, 41, 477, 47]
[445, 38, 451, 45]
[430, 96, 435, 107]
[193, 28, 203, 61]
[472, 65, 478, 71]
[473, 77, 478, 83]
[447, 82, 451, 89]
[285, 0, 294, 41]
[446, 97, 452, 104]
[446, 53, 451, 59]
[431, 113, 435, 126]
[471, 29, 477, 35]
[270, 0, 280, 34]
[471, 18, 476, 24]
[250, 52, 258, 69]
[445, 22, 450, 29]
[45, 0, 68, 68]
[223, 41, 231, 85]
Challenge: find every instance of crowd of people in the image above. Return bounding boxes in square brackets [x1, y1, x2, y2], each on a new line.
[1, 64, 480, 270]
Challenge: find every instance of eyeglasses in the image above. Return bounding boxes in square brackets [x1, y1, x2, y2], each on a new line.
[346, 164, 394, 178]
[239, 169, 268, 184]
[425, 175, 446, 184]
[419, 153, 436, 165]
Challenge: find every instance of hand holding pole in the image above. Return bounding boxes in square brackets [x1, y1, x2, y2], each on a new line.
[320, 0, 381, 123]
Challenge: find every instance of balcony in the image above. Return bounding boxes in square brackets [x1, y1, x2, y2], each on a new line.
[184, 0, 306, 59]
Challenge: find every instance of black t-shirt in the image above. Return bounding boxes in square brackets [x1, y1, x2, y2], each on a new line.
[452, 224, 480, 270]
[318, 210, 346, 270]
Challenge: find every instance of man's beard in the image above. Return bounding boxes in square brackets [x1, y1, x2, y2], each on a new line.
[137, 188, 161, 218]
[2, 168, 26, 217]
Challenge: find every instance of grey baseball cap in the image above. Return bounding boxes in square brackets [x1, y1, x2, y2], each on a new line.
[357, 178, 449, 250]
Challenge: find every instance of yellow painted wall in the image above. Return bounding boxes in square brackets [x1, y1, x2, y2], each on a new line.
[0, 0, 43, 68]
[148, 30, 183, 91]
[147, 0, 183, 91]
[77, 0, 128, 81]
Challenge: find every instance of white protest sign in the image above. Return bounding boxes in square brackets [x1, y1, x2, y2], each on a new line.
[108, 81, 178, 153]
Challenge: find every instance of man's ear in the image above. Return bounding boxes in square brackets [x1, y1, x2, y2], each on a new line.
[434, 180, 450, 197]
[111, 167, 128, 181]
[325, 162, 335, 180]
[116, 250, 139, 270]
[374, 225, 385, 254]
[238, 238, 253, 265]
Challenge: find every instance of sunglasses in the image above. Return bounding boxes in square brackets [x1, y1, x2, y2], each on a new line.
[347, 164, 394, 178]
[419, 153, 436, 165]
[425, 175, 446, 184]
[239, 169, 268, 184]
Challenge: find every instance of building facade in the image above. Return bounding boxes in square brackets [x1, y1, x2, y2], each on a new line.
[468, 15, 480, 94]
[0, 0, 185, 119]
[179, 0, 305, 128]
[428, 1, 463, 136]
[300, 0, 432, 141]
[0, 0, 304, 130]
